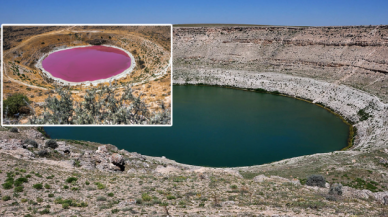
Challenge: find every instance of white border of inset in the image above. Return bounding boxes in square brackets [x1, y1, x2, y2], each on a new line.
[1, 24, 173, 127]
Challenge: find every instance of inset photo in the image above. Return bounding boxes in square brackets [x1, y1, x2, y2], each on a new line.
[1, 24, 172, 126]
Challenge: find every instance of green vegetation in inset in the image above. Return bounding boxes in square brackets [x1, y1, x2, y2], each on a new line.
[3, 93, 30, 116]
[2, 195, 11, 201]
[32, 183, 43, 190]
[142, 193, 152, 202]
[95, 182, 106, 189]
[66, 177, 78, 183]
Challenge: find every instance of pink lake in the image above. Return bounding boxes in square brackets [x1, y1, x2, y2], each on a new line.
[42, 46, 132, 82]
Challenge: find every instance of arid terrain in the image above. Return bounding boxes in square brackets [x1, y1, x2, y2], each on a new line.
[2, 26, 172, 124]
[0, 25, 387, 216]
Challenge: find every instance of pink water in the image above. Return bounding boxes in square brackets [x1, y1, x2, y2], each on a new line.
[42, 46, 131, 82]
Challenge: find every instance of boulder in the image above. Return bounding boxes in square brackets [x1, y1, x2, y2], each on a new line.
[96, 145, 108, 153]
[25, 130, 44, 139]
[56, 143, 71, 154]
[253, 174, 269, 183]
[110, 153, 125, 171]
[118, 199, 136, 207]
[221, 201, 236, 206]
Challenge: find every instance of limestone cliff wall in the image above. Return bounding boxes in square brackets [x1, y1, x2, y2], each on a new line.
[174, 25, 388, 102]
[173, 26, 388, 150]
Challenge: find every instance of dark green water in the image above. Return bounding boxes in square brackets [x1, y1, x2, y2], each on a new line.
[44, 85, 349, 167]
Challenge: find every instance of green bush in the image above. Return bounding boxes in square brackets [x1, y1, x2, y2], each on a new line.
[107, 192, 114, 197]
[3, 93, 30, 116]
[2, 182, 13, 189]
[37, 197, 43, 202]
[44, 184, 51, 189]
[14, 186, 24, 192]
[95, 182, 105, 189]
[45, 140, 58, 149]
[24, 139, 38, 148]
[37, 150, 49, 157]
[48, 193, 54, 198]
[39, 208, 50, 214]
[32, 183, 43, 190]
[66, 177, 78, 183]
[2, 195, 11, 201]
[142, 193, 151, 201]
[63, 185, 69, 189]
[306, 175, 326, 188]
[62, 203, 70, 209]
[167, 195, 176, 200]
[85, 181, 90, 185]
[10, 127, 19, 133]
[329, 183, 343, 196]
[96, 196, 106, 201]
[16, 177, 28, 183]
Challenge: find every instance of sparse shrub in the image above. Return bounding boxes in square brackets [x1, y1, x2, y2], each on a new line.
[14, 186, 24, 192]
[97, 196, 107, 201]
[66, 177, 78, 183]
[230, 184, 238, 189]
[167, 195, 176, 200]
[306, 175, 326, 188]
[24, 139, 38, 148]
[74, 159, 81, 167]
[2, 195, 11, 201]
[136, 198, 142, 204]
[37, 150, 49, 157]
[21, 198, 28, 203]
[16, 177, 28, 183]
[142, 193, 151, 201]
[10, 127, 19, 133]
[36, 197, 43, 203]
[358, 108, 371, 121]
[63, 185, 69, 189]
[329, 183, 343, 196]
[112, 208, 119, 213]
[39, 208, 50, 214]
[45, 140, 58, 149]
[85, 181, 90, 185]
[3, 93, 30, 116]
[2, 182, 13, 189]
[44, 184, 51, 189]
[48, 193, 54, 198]
[325, 195, 337, 201]
[71, 187, 79, 191]
[108, 192, 114, 197]
[95, 182, 105, 189]
[32, 183, 43, 189]
[62, 203, 70, 209]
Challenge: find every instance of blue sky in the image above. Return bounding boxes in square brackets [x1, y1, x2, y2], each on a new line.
[0, 0, 387, 26]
